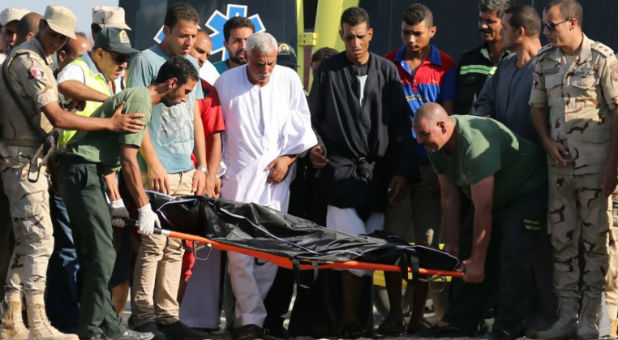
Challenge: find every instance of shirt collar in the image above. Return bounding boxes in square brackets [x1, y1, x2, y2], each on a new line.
[548, 34, 591, 63]
[394, 44, 442, 66]
[29, 37, 54, 65]
[81, 52, 103, 77]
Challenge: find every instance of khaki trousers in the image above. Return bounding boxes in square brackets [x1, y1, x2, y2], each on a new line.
[131, 170, 195, 326]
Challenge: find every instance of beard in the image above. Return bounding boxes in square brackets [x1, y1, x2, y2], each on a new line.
[229, 50, 247, 65]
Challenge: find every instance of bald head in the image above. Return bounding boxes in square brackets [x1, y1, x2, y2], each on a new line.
[414, 102, 449, 125]
[190, 30, 213, 68]
[413, 103, 453, 153]
[15, 12, 42, 45]
[57, 33, 92, 72]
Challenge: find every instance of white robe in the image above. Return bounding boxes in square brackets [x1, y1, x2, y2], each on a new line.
[215, 64, 317, 327]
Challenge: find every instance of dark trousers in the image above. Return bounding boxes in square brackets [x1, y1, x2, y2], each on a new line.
[264, 268, 294, 329]
[57, 159, 125, 339]
[46, 194, 80, 333]
[443, 185, 547, 336]
[0, 176, 13, 305]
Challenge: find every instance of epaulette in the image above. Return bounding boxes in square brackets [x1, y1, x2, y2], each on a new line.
[591, 41, 614, 57]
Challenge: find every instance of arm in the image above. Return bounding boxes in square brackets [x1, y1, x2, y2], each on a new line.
[205, 132, 222, 197]
[531, 105, 572, 167]
[103, 172, 122, 201]
[192, 101, 207, 195]
[463, 175, 495, 283]
[41, 101, 144, 133]
[139, 129, 170, 194]
[58, 80, 109, 102]
[120, 145, 149, 208]
[598, 56, 618, 197]
[104, 172, 130, 227]
[441, 67, 457, 115]
[438, 174, 461, 257]
[266, 155, 297, 184]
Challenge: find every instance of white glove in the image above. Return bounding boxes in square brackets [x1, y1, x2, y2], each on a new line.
[137, 204, 160, 235]
[110, 199, 130, 228]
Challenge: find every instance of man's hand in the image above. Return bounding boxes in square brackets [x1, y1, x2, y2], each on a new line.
[387, 176, 407, 204]
[110, 199, 130, 228]
[542, 139, 573, 167]
[601, 160, 618, 197]
[309, 146, 329, 169]
[192, 169, 206, 196]
[461, 257, 485, 283]
[214, 177, 221, 198]
[137, 204, 160, 235]
[203, 174, 218, 198]
[148, 161, 170, 195]
[109, 101, 146, 133]
[266, 155, 296, 184]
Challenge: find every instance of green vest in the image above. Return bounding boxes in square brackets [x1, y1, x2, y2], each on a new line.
[60, 57, 111, 145]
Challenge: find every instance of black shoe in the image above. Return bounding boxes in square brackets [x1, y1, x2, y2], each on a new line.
[418, 324, 470, 338]
[264, 323, 289, 339]
[133, 322, 167, 340]
[156, 321, 210, 340]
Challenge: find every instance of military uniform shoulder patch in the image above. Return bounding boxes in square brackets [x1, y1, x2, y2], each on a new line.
[592, 41, 614, 57]
[29, 66, 44, 80]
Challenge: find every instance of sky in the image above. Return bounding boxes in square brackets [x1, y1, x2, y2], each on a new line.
[2, 0, 119, 39]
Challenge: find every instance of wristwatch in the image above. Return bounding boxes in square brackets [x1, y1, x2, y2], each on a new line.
[197, 166, 209, 174]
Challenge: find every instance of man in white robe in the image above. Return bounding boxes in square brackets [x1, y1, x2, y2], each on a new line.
[214, 31, 317, 338]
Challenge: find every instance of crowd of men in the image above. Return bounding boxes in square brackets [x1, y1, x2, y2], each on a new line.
[0, 0, 616, 340]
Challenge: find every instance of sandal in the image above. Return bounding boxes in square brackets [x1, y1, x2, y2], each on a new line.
[377, 319, 406, 336]
[233, 324, 263, 340]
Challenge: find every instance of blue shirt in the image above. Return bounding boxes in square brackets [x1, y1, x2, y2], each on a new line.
[385, 45, 456, 158]
[128, 45, 203, 173]
[213, 60, 229, 74]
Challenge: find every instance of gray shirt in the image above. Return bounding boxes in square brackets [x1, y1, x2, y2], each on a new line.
[475, 53, 540, 144]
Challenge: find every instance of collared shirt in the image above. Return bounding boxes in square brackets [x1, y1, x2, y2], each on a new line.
[529, 34, 618, 175]
[0, 37, 57, 144]
[213, 60, 230, 74]
[385, 44, 456, 158]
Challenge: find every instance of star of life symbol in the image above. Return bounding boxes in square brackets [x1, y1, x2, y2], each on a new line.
[153, 4, 265, 62]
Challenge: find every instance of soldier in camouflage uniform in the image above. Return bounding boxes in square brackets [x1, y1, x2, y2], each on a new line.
[0, 6, 144, 340]
[529, 0, 618, 339]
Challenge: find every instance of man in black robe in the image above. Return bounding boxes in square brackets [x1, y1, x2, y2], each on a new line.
[308, 6, 418, 338]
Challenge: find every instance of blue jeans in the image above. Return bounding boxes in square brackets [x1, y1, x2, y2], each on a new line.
[46, 194, 80, 333]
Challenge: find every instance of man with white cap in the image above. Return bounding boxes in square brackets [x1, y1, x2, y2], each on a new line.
[0, 5, 147, 340]
[0, 7, 30, 63]
[91, 6, 131, 41]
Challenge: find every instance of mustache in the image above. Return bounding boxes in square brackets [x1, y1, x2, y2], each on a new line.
[480, 28, 493, 34]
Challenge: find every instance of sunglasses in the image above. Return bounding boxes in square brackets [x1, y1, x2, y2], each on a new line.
[542, 17, 570, 32]
[105, 49, 132, 64]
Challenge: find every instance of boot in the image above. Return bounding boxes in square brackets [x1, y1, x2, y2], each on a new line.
[577, 295, 601, 339]
[538, 298, 578, 340]
[0, 299, 29, 340]
[610, 319, 617, 339]
[26, 301, 78, 340]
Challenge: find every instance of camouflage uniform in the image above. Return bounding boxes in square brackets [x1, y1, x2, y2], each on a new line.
[530, 35, 618, 338]
[0, 37, 57, 303]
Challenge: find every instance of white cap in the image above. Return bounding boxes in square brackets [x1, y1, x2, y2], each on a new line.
[0, 8, 29, 26]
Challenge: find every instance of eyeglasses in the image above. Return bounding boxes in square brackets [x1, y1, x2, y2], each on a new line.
[542, 17, 570, 32]
[105, 49, 132, 64]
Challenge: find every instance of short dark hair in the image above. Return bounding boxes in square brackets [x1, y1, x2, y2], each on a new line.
[402, 3, 433, 27]
[16, 12, 42, 40]
[505, 5, 541, 37]
[60, 32, 88, 55]
[479, 0, 512, 17]
[311, 47, 338, 64]
[164, 2, 199, 29]
[155, 56, 199, 85]
[223, 16, 255, 42]
[545, 0, 583, 26]
[91, 23, 102, 37]
[340, 7, 370, 30]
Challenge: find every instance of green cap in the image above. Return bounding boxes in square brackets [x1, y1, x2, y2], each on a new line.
[93, 27, 138, 55]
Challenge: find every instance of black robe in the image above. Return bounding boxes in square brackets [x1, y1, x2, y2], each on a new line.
[308, 52, 418, 212]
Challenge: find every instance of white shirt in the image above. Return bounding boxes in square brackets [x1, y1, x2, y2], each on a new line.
[215, 65, 317, 211]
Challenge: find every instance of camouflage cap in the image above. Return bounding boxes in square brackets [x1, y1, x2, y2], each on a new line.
[277, 43, 298, 69]
[0, 7, 29, 26]
[94, 27, 138, 55]
[44, 5, 76, 39]
[92, 6, 131, 30]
